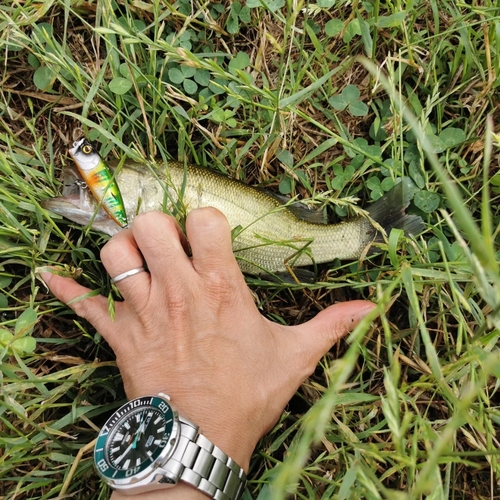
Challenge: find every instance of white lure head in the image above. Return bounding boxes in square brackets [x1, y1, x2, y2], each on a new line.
[68, 138, 100, 172]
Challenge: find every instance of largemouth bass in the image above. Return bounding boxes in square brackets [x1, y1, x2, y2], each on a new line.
[42, 161, 424, 276]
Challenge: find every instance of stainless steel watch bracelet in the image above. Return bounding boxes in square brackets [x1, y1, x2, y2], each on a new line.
[166, 417, 247, 500]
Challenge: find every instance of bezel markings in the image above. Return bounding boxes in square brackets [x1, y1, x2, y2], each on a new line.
[94, 396, 178, 483]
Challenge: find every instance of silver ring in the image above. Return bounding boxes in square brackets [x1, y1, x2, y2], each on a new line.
[110, 266, 146, 284]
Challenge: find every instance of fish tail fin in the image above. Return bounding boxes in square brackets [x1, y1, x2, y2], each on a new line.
[367, 177, 425, 242]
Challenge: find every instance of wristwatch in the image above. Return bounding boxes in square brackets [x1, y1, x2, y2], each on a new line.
[94, 393, 247, 499]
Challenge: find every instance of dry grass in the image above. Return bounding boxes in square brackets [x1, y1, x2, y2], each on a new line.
[1, 0, 500, 499]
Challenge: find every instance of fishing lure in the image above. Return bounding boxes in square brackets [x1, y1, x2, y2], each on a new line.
[68, 138, 128, 228]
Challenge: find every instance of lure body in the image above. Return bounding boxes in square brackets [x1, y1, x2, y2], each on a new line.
[68, 138, 128, 227]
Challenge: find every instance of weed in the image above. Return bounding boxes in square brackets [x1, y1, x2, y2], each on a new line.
[0, 0, 499, 499]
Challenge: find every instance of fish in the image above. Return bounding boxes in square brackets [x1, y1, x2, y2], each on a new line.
[68, 138, 128, 228]
[42, 160, 424, 276]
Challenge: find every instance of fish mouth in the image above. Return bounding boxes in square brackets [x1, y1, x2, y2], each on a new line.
[41, 168, 119, 230]
[41, 194, 111, 225]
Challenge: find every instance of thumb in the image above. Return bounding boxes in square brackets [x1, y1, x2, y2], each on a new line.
[295, 300, 376, 363]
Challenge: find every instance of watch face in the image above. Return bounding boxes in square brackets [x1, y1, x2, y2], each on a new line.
[94, 396, 178, 482]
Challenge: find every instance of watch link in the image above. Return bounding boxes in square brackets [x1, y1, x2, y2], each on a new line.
[94, 393, 247, 499]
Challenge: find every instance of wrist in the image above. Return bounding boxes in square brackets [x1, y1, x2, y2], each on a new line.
[175, 396, 257, 473]
[124, 386, 255, 472]
[96, 394, 249, 499]
[194, 421, 254, 473]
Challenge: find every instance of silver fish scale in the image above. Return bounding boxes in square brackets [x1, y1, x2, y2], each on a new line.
[117, 162, 376, 275]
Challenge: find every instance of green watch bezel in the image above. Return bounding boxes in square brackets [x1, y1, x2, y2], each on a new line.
[94, 395, 177, 482]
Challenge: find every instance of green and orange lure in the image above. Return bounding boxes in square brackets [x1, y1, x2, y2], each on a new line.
[68, 138, 128, 228]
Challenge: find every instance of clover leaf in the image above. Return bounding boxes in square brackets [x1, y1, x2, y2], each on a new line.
[246, 0, 285, 12]
[414, 190, 440, 214]
[208, 107, 237, 128]
[167, 65, 208, 95]
[0, 307, 38, 358]
[438, 127, 466, 149]
[229, 52, 250, 75]
[0, 329, 36, 356]
[366, 176, 395, 200]
[329, 84, 369, 117]
[366, 177, 384, 200]
[344, 137, 381, 159]
[329, 164, 355, 190]
[325, 19, 343, 37]
[227, 2, 251, 34]
[109, 77, 133, 95]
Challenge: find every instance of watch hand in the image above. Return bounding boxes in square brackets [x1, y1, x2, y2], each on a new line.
[132, 413, 148, 449]
[114, 413, 148, 464]
[132, 428, 143, 449]
[114, 440, 136, 466]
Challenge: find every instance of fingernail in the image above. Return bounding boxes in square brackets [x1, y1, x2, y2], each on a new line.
[40, 272, 53, 285]
[357, 303, 377, 321]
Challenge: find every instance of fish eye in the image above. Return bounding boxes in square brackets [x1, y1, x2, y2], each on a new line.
[82, 144, 93, 154]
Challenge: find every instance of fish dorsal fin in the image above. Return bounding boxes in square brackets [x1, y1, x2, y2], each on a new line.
[287, 203, 327, 224]
[267, 192, 328, 224]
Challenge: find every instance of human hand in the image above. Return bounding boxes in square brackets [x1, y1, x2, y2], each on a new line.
[42, 208, 375, 474]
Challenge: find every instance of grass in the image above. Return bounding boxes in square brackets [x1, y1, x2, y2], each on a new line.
[1, 0, 500, 498]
